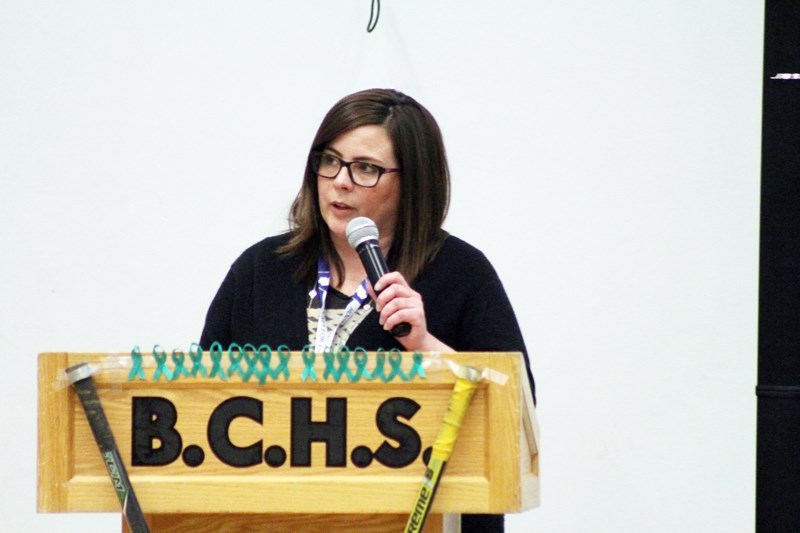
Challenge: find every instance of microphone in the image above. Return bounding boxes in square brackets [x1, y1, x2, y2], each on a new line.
[346, 217, 411, 337]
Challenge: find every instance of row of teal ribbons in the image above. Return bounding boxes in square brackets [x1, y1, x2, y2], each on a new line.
[128, 343, 427, 384]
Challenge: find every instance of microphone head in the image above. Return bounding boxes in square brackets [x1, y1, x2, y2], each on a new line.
[346, 217, 379, 249]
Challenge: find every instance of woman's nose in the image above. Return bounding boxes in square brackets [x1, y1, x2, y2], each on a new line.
[332, 165, 353, 189]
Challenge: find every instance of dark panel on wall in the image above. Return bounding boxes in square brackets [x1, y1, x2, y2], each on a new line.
[757, 1, 800, 531]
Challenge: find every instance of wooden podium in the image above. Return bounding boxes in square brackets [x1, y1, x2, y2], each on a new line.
[38, 350, 539, 532]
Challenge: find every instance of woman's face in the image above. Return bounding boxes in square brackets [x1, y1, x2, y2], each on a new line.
[317, 124, 401, 250]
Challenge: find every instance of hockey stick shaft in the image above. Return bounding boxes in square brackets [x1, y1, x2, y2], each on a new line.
[404, 366, 481, 533]
[66, 363, 151, 533]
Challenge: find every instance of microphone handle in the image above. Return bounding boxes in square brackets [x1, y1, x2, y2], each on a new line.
[356, 240, 412, 337]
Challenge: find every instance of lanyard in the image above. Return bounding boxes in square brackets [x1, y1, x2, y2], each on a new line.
[310, 257, 370, 353]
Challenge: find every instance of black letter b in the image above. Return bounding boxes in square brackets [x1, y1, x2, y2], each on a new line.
[131, 396, 182, 466]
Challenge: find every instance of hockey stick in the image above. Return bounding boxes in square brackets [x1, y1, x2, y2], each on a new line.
[404, 365, 482, 533]
[66, 363, 151, 533]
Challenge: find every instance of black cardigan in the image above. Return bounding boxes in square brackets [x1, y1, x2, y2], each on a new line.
[200, 232, 535, 401]
[200, 232, 534, 532]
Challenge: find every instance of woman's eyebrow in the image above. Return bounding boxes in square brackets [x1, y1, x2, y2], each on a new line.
[325, 146, 384, 164]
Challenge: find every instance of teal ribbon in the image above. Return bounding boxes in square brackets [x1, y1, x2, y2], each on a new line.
[128, 345, 146, 380]
[170, 349, 192, 380]
[208, 342, 227, 380]
[387, 349, 406, 381]
[409, 351, 426, 379]
[189, 343, 208, 377]
[227, 343, 248, 380]
[245, 344, 269, 384]
[352, 347, 370, 381]
[152, 345, 174, 381]
[322, 350, 341, 382]
[336, 347, 358, 382]
[301, 345, 317, 381]
[370, 349, 389, 382]
[274, 345, 291, 380]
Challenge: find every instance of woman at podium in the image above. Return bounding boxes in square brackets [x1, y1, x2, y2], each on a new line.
[200, 88, 535, 532]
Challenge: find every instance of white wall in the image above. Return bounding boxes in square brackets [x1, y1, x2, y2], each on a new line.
[0, 1, 762, 531]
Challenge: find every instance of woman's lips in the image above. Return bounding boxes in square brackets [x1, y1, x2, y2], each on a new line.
[331, 201, 354, 215]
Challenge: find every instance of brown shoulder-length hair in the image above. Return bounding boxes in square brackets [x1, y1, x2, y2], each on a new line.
[279, 88, 450, 287]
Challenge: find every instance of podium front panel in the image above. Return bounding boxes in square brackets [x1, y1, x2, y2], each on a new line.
[38, 351, 538, 515]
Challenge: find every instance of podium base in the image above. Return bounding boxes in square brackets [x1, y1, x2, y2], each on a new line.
[123, 512, 455, 532]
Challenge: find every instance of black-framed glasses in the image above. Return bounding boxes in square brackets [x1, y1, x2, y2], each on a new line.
[310, 151, 400, 188]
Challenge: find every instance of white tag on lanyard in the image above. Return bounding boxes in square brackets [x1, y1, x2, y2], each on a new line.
[312, 257, 369, 353]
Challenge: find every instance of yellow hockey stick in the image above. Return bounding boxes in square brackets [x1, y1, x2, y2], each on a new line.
[404, 365, 482, 533]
